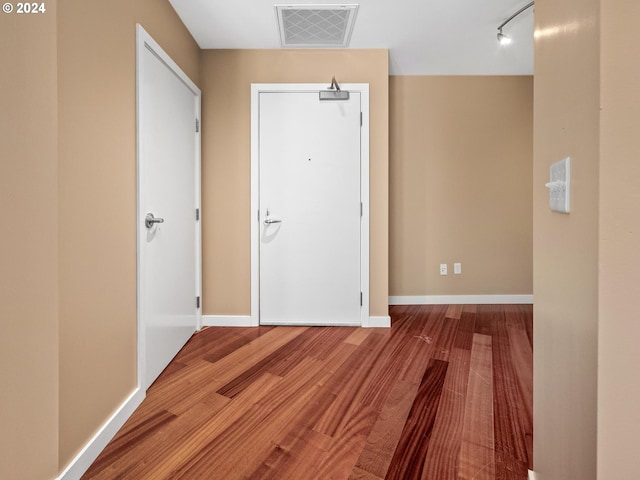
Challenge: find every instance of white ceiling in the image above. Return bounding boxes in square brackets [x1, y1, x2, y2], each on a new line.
[168, 0, 534, 75]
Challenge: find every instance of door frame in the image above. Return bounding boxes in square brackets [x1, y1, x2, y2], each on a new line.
[136, 25, 202, 390]
[250, 83, 370, 327]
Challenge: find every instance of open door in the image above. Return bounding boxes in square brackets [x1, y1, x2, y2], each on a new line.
[136, 25, 201, 390]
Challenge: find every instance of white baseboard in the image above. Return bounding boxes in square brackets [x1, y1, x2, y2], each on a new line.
[202, 315, 253, 327]
[389, 295, 534, 305]
[366, 315, 391, 328]
[528, 470, 536, 480]
[202, 315, 391, 328]
[203, 315, 391, 328]
[56, 387, 145, 480]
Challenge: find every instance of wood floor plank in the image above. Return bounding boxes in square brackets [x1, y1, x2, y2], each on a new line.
[353, 307, 449, 476]
[82, 305, 533, 480]
[82, 393, 231, 480]
[459, 334, 495, 480]
[453, 310, 477, 350]
[384, 358, 449, 480]
[314, 331, 388, 436]
[200, 332, 264, 364]
[399, 305, 447, 385]
[351, 307, 456, 479]
[492, 312, 530, 467]
[313, 405, 380, 480]
[462, 304, 478, 314]
[216, 326, 321, 397]
[349, 466, 385, 480]
[353, 378, 420, 478]
[248, 428, 333, 480]
[171, 375, 324, 479]
[474, 305, 497, 336]
[345, 326, 375, 346]
[505, 306, 533, 429]
[142, 359, 224, 415]
[175, 342, 360, 479]
[207, 325, 310, 385]
[175, 326, 250, 365]
[242, 342, 361, 479]
[359, 312, 436, 410]
[140, 326, 306, 416]
[421, 347, 471, 480]
[299, 325, 359, 360]
[128, 372, 283, 479]
[495, 451, 529, 480]
[459, 444, 495, 480]
[432, 317, 459, 362]
[445, 304, 463, 320]
[81, 409, 177, 478]
[153, 361, 188, 384]
[517, 304, 534, 349]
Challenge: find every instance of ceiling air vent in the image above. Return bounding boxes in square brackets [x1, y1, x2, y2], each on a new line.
[275, 4, 359, 48]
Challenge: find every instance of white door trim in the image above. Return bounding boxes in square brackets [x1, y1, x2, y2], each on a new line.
[250, 83, 370, 327]
[136, 24, 202, 390]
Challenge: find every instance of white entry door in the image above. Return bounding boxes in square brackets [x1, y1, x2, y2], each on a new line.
[137, 26, 201, 390]
[257, 90, 364, 326]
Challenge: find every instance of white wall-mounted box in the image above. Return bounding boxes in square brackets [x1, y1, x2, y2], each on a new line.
[545, 157, 571, 213]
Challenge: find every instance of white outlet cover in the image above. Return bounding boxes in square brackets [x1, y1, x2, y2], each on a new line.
[546, 157, 571, 213]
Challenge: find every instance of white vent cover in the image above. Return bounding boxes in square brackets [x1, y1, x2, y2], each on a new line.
[275, 4, 359, 48]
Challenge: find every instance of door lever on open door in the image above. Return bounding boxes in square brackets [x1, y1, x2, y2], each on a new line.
[145, 213, 165, 228]
[264, 209, 282, 226]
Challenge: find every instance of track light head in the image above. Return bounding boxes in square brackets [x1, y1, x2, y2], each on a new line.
[497, 28, 512, 45]
[496, 1, 534, 46]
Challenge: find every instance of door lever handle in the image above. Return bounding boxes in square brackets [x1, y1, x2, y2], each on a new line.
[145, 213, 165, 229]
[264, 208, 282, 226]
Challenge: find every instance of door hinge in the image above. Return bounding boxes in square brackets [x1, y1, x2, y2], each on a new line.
[196, 118, 200, 133]
[196, 296, 201, 309]
[360, 202, 363, 217]
[360, 112, 363, 126]
[196, 208, 200, 221]
[360, 292, 363, 306]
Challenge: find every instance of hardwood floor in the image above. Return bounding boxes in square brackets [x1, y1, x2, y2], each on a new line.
[82, 304, 533, 480]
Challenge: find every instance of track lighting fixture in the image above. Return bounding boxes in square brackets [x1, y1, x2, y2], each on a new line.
[497, 1, 533, 45]
[497, 28, 512, 45]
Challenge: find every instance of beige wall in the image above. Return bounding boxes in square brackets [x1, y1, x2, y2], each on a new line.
[0, 5, 59, 480]
[199, 49, 389, 317]
[389, 76, 533, 297]
[57, 0, 200, 469]
[597, 1, 640, 477]
[533, 0, 600, 477]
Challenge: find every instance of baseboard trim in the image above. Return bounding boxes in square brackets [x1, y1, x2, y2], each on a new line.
[389, 295, 534, 305]
[56, 387, 145, 480]
[202, 315, 253, 327]
[203, 315, 391, 328]
[366, 315, 391, 328]
[528, 470, 536, 480]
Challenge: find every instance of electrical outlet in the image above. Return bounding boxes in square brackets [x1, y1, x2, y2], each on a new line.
[454, 263, 462, 275]
[440, 264, 448, 275]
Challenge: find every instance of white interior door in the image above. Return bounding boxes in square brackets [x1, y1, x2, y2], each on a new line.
[258, 90, 362, 325]
[137, 26, 201, 390]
